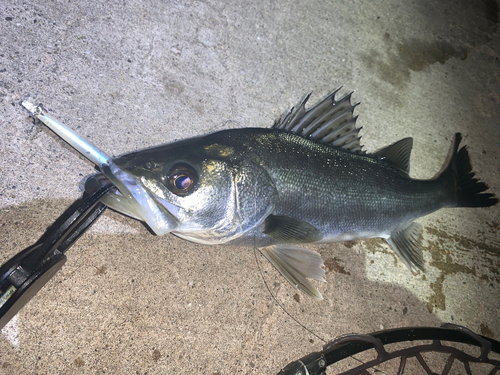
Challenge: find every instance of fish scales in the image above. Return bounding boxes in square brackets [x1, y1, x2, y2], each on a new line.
[184, 129, 432, 245]
[213, 128, 449, 239]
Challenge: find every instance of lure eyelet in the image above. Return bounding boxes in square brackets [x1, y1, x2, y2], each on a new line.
[166, 163, 198, 196]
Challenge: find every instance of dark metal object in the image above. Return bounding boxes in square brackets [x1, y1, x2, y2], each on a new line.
[0, 184, 113, 330]
[278, 324, 500, 375]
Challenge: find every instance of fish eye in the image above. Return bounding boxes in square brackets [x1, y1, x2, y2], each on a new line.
[166, 163, 198, 196]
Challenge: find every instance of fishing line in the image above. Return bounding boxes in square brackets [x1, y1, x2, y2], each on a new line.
[253, 248, 373, 371]
[248, 179, 372, 370]
[248, 191, 326, 342]
[253, 247, 327, 344]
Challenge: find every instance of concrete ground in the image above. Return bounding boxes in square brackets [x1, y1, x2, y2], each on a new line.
[1, 0, 499, 374]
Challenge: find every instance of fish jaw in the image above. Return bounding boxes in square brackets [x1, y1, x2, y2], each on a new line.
[85, 172, 188, 235]
[88, 164, 181, 236]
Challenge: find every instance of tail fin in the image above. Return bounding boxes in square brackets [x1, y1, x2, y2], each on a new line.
[444, 133, 497, 208]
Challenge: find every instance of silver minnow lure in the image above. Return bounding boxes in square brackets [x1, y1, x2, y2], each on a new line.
[21, 101, 178, 235]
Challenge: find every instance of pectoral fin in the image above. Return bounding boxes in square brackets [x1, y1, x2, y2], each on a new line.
[263, 215, 323, 243]
[385, 222, 424, 274]
[260, 245, 325, 300]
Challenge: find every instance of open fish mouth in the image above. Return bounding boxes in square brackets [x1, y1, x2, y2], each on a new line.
[101, 163, 180, 235]
[90, 168, 181, 235]
[85, 173, 182, 231]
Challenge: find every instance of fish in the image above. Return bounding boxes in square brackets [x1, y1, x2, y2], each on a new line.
[78, 88, 497, 299]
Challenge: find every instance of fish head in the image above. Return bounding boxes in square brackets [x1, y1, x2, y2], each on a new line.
[96, 133, 278, 243]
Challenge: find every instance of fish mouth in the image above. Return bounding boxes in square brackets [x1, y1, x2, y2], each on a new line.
[84, 170, 180, 235]
[152, 195, 185, 222]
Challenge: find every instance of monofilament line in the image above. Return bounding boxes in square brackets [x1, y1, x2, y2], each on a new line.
[253, 247, 327, 344]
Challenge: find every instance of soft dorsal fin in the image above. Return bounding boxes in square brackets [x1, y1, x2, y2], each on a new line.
[272, 87, 364, 152]
[374, 137, 413, 173]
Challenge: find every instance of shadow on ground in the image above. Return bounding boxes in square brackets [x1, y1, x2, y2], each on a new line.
[1, 198, 449, 374]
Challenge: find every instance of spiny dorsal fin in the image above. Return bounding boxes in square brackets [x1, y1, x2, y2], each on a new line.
[374, 137, 413, 173]
[272, 87, 364, 152]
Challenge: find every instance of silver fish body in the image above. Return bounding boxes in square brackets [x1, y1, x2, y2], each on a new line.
[85, 90, 497, 299]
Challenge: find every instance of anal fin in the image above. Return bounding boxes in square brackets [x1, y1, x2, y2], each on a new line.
[385, 222, 424, 274]
[260, 245, 325, 299]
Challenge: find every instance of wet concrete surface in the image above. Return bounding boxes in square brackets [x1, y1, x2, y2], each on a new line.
[1, 0, 499, 373]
